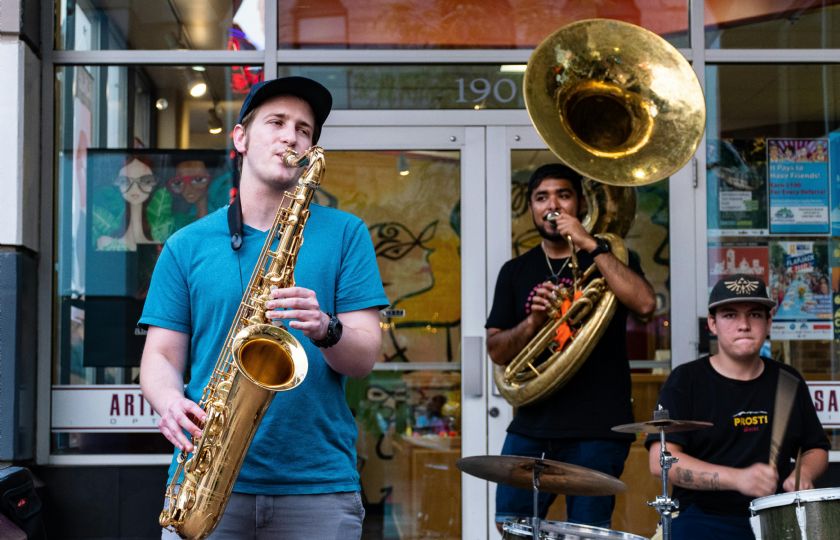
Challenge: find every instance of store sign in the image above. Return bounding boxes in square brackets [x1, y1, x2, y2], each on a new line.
[51, 385, 160, 432]
[807, 382, 840, 428]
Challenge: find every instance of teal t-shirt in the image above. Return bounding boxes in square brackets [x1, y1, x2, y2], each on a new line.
[140, 204, 388, 495]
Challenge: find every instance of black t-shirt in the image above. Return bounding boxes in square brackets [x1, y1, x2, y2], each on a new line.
[645, 356, 830, 517]
[486, 244, 642, 440]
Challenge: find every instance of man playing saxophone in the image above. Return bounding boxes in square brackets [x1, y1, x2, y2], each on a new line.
[139, 76, 388, 539]
[486, 163, 656, 530]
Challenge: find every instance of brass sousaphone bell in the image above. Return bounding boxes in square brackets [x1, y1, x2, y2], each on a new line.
[494, 19, 706, 407]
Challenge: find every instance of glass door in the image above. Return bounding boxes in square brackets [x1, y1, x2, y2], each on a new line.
[485, 125, 696, 538]
[321, 126, 488, 539]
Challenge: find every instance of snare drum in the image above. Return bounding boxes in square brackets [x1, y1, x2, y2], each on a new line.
[502, 518, 647, 539]
[749, 487, 840, 539]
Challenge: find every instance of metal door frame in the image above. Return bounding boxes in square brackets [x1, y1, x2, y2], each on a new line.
[322, 125, 490, 538]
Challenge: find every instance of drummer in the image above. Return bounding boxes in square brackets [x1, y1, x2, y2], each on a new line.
[646, 274, 829, 539]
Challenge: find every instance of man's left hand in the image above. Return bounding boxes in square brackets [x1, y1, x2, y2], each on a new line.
[265, 286, 329, 340]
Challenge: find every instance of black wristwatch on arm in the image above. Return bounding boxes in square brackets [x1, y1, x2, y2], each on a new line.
[588, 237, 611, 258]
[311, 312, 343, 348]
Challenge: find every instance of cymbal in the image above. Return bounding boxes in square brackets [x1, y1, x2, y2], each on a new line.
[456, 455, 626, 496]
[611, 419, 713, 434]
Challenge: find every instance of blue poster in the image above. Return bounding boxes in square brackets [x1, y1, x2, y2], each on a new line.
[830, 133, 840, 235]
[768, 138, 829, 234]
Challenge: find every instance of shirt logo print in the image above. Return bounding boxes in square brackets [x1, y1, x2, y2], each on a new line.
[732, 410, 769, 433]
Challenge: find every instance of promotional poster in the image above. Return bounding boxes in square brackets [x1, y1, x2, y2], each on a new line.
[769, 240, 832, 340]
[768, 138, 829, 235]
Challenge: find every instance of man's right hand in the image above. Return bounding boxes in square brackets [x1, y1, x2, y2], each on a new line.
[526, 281, 557, 327]
[158, 397, 207, 453]
[734, 463, 778, 497]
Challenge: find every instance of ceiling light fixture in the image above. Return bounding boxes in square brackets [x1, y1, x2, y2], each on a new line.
[397, 154, 410, 177]
[207, 106, 223, 135]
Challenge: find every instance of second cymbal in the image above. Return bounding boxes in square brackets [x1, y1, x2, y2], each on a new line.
[457, 455, 626, 496]
[612, 419, 713, 434]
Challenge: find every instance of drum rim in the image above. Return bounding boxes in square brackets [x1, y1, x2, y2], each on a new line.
[750, 487, 840, 513]
[503, 519, 647, 539]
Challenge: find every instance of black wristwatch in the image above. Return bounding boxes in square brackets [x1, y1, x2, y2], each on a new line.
[588, 237, 611, 258]
[311, 312, 343, 348]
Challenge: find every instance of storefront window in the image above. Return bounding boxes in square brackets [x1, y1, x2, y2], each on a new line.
[278, 0, 689, 49]
[56, 0, 257, 50]
[53, 64, 260, 454]
[705, 63, 840, 449]
[705, 1, 840, 49]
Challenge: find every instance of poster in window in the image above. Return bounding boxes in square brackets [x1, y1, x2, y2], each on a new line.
[769, 240, 831, 340]
[768, 139, 829, 235]
[829, 133, 840, 236]
[831, 239, 840, 340]
[83, 149, 229, 367]
[707, 243, 769, 288]
[706, 138, 768, 236]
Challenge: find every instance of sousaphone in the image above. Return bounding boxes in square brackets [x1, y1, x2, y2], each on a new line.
[494, 19, 705, 407]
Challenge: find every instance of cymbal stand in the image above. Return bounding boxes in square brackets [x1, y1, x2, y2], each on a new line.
[530, 456, 546, 540]
[648, 408, 679, 540]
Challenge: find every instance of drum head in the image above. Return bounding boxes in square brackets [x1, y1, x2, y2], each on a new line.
[503, 519, 647, 539]
[751, 487, 840, 514]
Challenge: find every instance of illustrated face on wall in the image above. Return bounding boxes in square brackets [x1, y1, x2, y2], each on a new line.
[114, 158, 156, 205]
[371, 221, 437, 305]
[168, 160, 211, 204]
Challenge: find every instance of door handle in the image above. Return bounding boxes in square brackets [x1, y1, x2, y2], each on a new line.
[462, 336, 484, 397]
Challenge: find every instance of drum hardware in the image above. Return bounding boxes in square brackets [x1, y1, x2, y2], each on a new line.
[612, 407, 713, 540]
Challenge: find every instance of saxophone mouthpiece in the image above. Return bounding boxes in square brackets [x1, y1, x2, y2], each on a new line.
[281, 148, 309, 168]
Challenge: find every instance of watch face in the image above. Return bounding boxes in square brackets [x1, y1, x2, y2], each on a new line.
[327, 314, 343, 341]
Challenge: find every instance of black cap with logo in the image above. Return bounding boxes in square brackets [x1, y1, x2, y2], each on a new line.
[708, 274, 776, 311]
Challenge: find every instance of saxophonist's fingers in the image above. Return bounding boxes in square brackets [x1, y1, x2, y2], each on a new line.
[160, 398, 204, 452]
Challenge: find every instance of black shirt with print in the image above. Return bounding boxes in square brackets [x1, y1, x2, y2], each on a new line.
[645, 356, 829, 517]
[486, 244, 643, 441]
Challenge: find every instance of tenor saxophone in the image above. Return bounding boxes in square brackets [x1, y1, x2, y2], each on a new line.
[158, 147, 325, 539]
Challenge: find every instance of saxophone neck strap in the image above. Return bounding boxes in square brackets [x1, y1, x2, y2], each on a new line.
[228, 191, 243, 251]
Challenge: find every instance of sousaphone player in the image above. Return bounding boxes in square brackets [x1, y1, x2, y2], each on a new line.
[486, 18, 706, 532]
[486, 163, 655, 530]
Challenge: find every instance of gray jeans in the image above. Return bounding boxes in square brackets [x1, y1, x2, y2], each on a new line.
[161, 491, 365, 540]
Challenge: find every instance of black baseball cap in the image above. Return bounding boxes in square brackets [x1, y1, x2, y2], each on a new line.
[708, 274, 776, 311]
[236, 76, 333, 143]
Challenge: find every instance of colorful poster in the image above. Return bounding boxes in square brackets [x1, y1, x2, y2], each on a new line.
[831, 239, 840, 340]
[707, 138, 768, 235]
[83, 149, 230, 367]
[707, 243, 769, 287]
[829, 133, 840, 235]
[768, 139, 829, 234]
[769, 240, 831, 340]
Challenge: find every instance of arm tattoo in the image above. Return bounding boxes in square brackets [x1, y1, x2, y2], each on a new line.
[676, 468, 720, 491]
